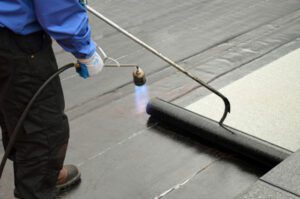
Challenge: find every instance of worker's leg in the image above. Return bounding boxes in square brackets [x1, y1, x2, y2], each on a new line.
[0, 40, 18, 192]
[0, 28, 69, 199]
[0, 42, 10, 152]
[0, 111, 8, 152]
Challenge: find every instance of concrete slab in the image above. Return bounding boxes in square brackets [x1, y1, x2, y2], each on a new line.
[237, 181, 299, 199]
[186, 49, 300, 152]
[261, 149, 300, 197]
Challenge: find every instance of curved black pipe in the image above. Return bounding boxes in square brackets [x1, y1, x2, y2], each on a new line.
[146, 98, 291, 167]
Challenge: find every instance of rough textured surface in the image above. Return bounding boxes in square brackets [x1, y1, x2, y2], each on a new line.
[1, 0, 300, 198]
[238, 181, 299, 199]
[261, 150, 300, 197]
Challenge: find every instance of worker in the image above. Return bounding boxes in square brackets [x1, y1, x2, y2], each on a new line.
[0, 0, 103, 198]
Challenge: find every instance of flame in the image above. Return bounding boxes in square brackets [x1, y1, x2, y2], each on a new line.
[134, 85, 150, 114]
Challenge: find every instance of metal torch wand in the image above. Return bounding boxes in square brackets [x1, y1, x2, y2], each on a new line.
[86, 5, 230, 125]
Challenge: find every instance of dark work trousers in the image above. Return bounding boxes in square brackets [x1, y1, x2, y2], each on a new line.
[0, 28, 70, 199]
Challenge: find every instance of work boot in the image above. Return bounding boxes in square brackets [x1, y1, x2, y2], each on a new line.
[13, 189, 20, 199]
[14, 165, 81, 197]
[56, 165, 81, 191]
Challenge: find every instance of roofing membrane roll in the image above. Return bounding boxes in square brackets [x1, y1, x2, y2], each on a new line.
[147, 98, 291, 167]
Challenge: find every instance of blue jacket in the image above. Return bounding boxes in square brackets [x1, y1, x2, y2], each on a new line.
[0, 0, 95, 59]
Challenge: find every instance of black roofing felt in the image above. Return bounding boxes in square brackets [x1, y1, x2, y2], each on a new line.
[1, 0, 300, 198]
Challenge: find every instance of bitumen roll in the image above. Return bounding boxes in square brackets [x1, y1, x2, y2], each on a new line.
[146, 98, 292, 168]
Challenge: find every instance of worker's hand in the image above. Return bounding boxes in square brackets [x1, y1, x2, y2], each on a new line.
[76, 51, 104, 79]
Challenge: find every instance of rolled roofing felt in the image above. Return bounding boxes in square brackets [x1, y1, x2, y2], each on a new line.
[146, 98, 292, 168]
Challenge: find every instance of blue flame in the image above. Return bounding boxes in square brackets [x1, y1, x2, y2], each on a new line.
[134, 85, 150, 114]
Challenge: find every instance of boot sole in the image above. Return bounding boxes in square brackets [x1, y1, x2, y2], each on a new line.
[56, 171, 81, 192]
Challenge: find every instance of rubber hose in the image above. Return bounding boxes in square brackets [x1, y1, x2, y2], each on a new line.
[0, 63, 75, 179]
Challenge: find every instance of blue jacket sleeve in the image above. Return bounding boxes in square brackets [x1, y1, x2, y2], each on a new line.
[33, 0, 96, 59]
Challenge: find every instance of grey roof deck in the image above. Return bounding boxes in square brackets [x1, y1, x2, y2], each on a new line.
[1, 1, 300, 198]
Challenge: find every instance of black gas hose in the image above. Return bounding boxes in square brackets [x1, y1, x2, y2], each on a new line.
[0, 63, 75, 179]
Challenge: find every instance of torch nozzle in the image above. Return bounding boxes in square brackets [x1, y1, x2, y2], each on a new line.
[133, 67, 146, 86]
[103, 63, 146, 86]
